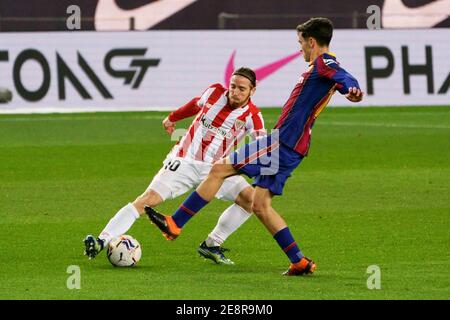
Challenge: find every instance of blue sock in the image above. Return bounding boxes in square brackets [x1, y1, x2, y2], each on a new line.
[273, 227, 304, 263]
[172, 191, 209, 228]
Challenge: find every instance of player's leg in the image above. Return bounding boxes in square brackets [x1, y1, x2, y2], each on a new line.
[171, 158, 238, 228]
[146, 134, 274, 240]
[97, 188, 164, 244]
[133, 189, 164, 214]
[251, 186, 316, 276]
[192, 157, 239, 201]
[199, 177, 253, 264]
[206, 185, 253, 246]
[145, 158, 239, 240]
[251, 186, 287, 234]
[85, 157, 196, 258]
[84, 189, 165, 259]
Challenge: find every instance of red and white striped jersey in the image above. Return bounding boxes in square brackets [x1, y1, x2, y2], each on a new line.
[168, 83, 265, 164]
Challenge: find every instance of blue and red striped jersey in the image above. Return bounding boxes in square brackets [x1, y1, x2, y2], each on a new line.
[274, 52, 360, 156]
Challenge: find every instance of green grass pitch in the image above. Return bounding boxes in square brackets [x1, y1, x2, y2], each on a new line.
[0, 106, 449, 300]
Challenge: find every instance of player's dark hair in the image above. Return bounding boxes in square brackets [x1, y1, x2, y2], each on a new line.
[297, 17, 333, 46]
[232, 67, 256, 87]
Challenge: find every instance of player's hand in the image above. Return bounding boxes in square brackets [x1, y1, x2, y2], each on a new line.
[162, 116, 175, 135]
[345, 87, 363, 102]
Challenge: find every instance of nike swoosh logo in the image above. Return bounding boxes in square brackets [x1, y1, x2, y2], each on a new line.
[224, 51, 301, 87]
[382, 0, 450, 28]
[95, 0, 198, 30]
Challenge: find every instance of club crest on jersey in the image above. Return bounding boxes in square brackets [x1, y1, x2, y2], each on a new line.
[234, 120, 245, 130]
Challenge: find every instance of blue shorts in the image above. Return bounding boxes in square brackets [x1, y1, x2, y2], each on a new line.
[229, 134, 303, 195]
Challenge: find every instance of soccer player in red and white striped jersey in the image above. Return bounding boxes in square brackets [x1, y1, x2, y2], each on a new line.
[166, 81, 264, 164]
[84, 68, 265, 265]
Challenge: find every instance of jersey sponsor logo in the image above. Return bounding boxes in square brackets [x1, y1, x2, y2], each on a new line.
[199, 114, 232, 139]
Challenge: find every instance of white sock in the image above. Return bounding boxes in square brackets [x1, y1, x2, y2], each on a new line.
[99, 203, 140, 246]
[205, 204, 252, 247]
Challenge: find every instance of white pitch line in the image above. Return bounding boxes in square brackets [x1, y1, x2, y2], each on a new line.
[0, 115, 164, 122]
[1, 116, 449, 129]
[318, 121, 450, 129]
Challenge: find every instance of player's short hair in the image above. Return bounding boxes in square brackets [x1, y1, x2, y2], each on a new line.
[232, 67, 256, 87]
[296, 17, 333, 46]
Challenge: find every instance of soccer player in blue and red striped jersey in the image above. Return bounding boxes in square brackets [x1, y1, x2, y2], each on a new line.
[146, 17, 363, 276]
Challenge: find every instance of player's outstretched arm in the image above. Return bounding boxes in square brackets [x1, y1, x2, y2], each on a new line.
[345, 87, 363, 103]
[316, 56, 363, 103]
[162, 97, 201, 135]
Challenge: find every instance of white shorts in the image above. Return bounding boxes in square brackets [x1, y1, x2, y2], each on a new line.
[147, 156, 250, 202]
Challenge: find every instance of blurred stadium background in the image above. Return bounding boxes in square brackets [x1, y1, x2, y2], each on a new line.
[0, 0, 449, 301]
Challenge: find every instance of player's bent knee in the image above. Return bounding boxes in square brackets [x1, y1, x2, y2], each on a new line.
[133, 189, 163, 215]
[210, 158, 236, 178]
[251, 202, 270, 218]
[210, 163, 229, 178]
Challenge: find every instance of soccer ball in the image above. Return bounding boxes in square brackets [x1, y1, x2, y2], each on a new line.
[0, 87, 12, 103]
[106, 235, 142, 267]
